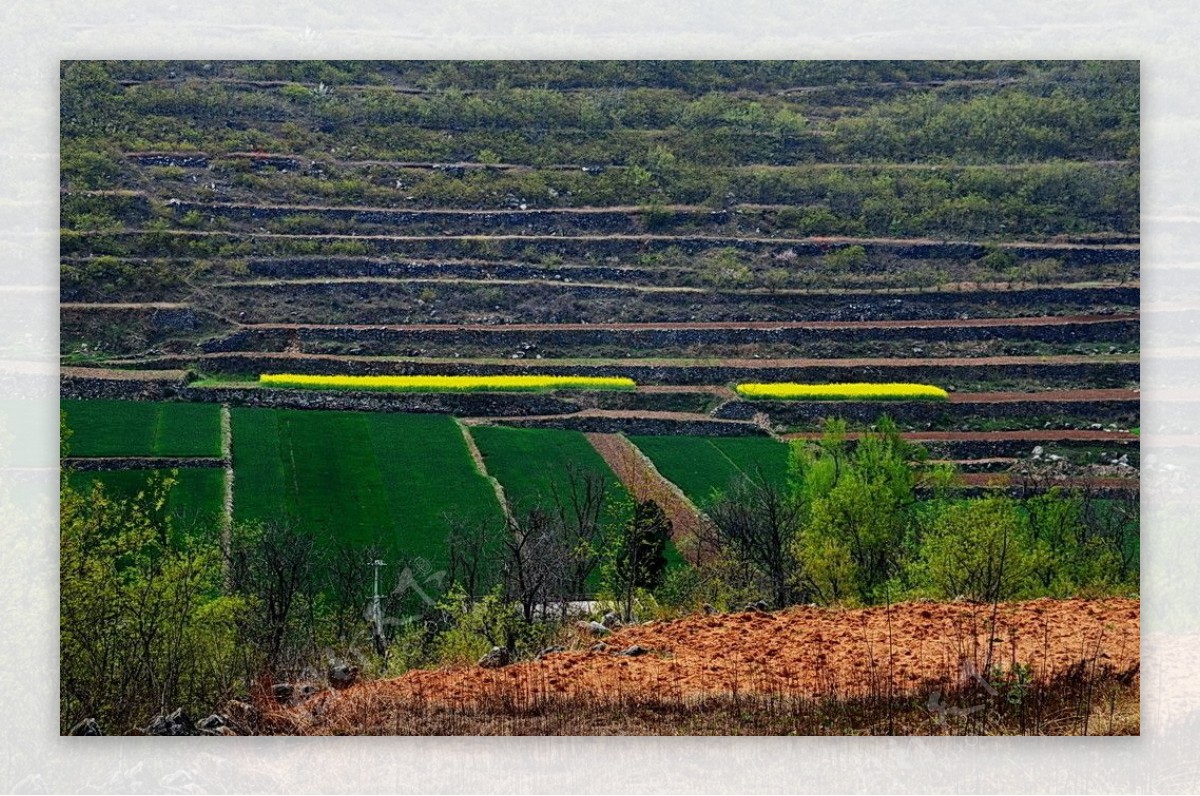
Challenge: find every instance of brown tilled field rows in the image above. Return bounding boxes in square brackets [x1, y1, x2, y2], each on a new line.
[272, 598, 1138, 731]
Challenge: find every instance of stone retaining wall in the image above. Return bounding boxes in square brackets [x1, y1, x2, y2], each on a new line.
[245, 257, 677, 285]
[65, 456, 226, 471]
[173, 386, 582, 416]
[205, 317, 1138, 355]
[61, 375, 184, 401]
[479, 416, 766, 436]
[214, 280, 1140, 326]
[714, 398, 1140, 426]
[159, 354, 1140, 389]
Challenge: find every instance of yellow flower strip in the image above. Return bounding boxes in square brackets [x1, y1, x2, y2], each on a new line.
[735, 382, 949, 401]
[259, 373, 636, 392]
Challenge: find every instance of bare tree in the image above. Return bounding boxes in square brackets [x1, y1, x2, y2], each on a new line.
[225, 520, 321, 671]
[324, 539, 383, 645]
[500, 508, 570, 624]
[702, 475, 805, 607]
[549, 464, 613, 598]
[445, 516, 498, 599]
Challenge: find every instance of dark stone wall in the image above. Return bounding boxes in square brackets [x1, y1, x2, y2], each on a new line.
[65, 456, 226, 470]
[714, 398, 1140, 426]
[159, 353, 1140, 389]
[60, 375, 182, 401]
[484, 416, 766, 436]
[213, 279, 1139, 325]
[60, 375, 582, 417]
[205, 317, 1139, 355]
[172, 386, 581, 416]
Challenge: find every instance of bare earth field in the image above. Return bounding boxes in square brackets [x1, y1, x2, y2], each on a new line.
[263, 597, 1139, 735]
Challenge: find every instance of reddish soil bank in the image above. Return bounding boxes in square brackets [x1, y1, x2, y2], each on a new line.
[946, 388, 1139, 403]
[284, 598, 1138, 717]
[59, 365, 190, 382]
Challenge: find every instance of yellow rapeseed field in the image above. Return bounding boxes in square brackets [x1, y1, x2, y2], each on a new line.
[735, 382, 949, 401]
[259, 373, 636, 392]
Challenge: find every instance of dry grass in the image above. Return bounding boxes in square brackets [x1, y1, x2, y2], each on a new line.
[249, 667, 1139, 736]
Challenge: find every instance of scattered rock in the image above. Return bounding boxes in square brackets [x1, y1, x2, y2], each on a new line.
[619, 645, 649, 657]
[589, 642, 610, 653]
[478, 646, 511, 669]
[68, 718, 102, 736]
[271, 683, 294, 702]
[601, 611, 622, 628]
[702, 603, 717, 615]
[222, 699, 259, 730]
[144, 708, 195, 736]
[578, 620, 610, 636]
[196, 714, 229, 735]
[328, 663, 359, 689]
[536, 645, 566, 660]
[1032, 445, 1044, 458]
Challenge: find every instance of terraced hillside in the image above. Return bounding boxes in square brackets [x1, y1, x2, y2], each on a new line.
[60, 60, 1139, 503]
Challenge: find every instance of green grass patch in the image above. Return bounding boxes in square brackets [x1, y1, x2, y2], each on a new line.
[470, 425, 687, 584]
[629, 435, 792, 509]
[61, 399, 221, 457]
[469, 426, 623, 517]
[230, 408, 504, 566]
[67, 468, 226, 528]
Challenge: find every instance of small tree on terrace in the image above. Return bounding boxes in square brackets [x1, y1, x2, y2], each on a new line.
[791, 416, 949, 605]
[912, 495, 1035, 603]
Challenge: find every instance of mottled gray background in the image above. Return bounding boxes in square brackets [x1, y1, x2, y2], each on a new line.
[1, 1, 1194, 793]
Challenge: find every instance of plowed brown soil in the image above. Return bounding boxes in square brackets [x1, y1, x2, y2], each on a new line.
[303, 598, 1138, 716]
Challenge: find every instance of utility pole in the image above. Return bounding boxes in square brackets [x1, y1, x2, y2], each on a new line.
[369, 559, 387, 659]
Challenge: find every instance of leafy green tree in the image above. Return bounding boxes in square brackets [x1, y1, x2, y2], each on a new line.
[911, 495, 1036, 603]
[60, 468, 246, 733]
[701, 247, 751, 289]
[605, 499, 671, 621]
[790, 417, 938, 604]
[823, 244, 869, 272]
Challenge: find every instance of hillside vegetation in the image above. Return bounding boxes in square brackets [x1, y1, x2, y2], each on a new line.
[59, 60, 1139, 736]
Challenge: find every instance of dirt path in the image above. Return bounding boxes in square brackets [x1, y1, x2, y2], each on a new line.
[60, 302, 191, 310]
[585, 433, 709, 559]
[947, 389, 1139, 403]
[456, 419, 513, 524]
[60, 366, 190, 382]
[638, 385, 736, 398]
